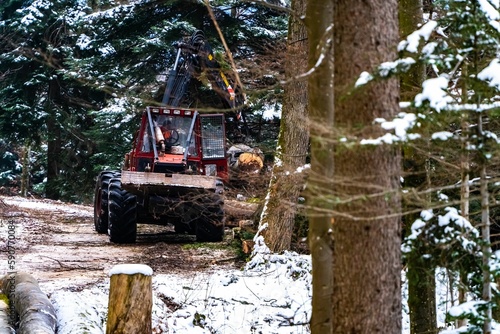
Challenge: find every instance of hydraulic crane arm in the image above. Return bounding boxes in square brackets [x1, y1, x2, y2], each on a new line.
[161, 30, 249, 141]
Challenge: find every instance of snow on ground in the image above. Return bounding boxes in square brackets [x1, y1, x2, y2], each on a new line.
[1, 196, 92, 217]
[46, 250, 466, 334]
[50, 250, 312, 334]
[48, 251, 500, 334]
[3, 196, 496, 333]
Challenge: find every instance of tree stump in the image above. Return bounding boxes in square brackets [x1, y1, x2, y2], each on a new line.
[1, 272, 56, 334]
[106, 264, 153, 334]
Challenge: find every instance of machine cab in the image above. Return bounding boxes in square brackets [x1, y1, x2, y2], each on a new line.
[125, 107, 228, 181]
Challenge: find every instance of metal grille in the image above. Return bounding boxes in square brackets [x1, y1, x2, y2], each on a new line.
[200, 115, 225, 159]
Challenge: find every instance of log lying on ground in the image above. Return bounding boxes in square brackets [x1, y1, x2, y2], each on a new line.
[0, 296, 14, 334]
[50, 289, 106, 334]
[106, 264, 153, 334]
[1, 272, 56, 334]
[235, 152, 264, 172]
[224, 200, 259, 226]
[227, 144, 264, 173]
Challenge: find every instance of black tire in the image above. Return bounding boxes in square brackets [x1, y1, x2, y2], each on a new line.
[195, 195, 225, 242]
[174, 222, 195, 235]
[108, 178, 137, 243]
[93, 171, 119, 233]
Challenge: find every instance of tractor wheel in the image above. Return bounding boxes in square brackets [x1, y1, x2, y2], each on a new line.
[174, 205, 198, 235]
[108, 178, 137, 243]
[174, 222, 195, 235]
[93, 170, 119, 233]
[195, 195, 225, 242]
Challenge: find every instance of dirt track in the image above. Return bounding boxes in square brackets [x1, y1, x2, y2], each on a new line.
[0, 196, 242, 292]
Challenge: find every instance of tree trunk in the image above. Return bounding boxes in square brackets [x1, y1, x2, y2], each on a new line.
[407, 254, 436, 334]
[1, 272, 57, 334]
[0, 298, 14, 334]
[479, 115, 492, 333]
[458, 66, 470, 329]
[304, 0, 334, 333]
[20, 144, 30, 198]
[106, 265, 153, 334]
[332, 0, 401, 332]
[260, 0, 309, 253]
[399, 1, 438, 333]
[45, 78, 61, 200]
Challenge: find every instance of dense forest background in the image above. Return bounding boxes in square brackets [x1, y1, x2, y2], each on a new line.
[0, 0, 287, 202]
[6, 0, 500, 332]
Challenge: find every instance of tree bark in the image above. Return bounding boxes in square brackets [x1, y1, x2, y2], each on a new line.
[260, 0, 309, 253]
[332, 0, 401, 332]
[20, 144, 30, 198]
[479, 115, 492, 333]
[45, 78, 61, 200]
[106, 267, 153, 334]
[1, 272, 57, 334]
[304, 0, 334, 333]
[0, 298, 14, 334]
[399, 1, 438, 333]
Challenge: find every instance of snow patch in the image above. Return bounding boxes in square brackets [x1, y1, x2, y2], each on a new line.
[478, 59, 500, 88]
[432, 131, 454, 140]
[398, 20, 438, 53]
[262, 104, 282, 120]
[414, 75, 453, 111]
[109, 264, 153, 276]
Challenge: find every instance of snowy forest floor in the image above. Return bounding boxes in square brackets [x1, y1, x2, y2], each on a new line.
[0, 195, 312, 333]
[0, 195, 481, 334]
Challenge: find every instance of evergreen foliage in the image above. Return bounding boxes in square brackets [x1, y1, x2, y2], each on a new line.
[393, 0, 500, 331]
[0, 141, 21, 188]
[0, 0, 288, 201]
[350, 0, 500, 330]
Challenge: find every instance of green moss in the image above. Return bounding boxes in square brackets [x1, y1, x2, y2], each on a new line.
[181, 242, 227, 250]
[246, 197, 261, 203]
[180, 229, 256, 262]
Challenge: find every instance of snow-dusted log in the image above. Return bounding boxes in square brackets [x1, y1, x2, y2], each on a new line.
[1, 272, 56, 334]
[50, 289, 106, 334]
[106, 264, 153, 334]
[0, 298, 14, 334]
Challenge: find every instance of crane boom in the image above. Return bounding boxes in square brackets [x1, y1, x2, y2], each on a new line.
[161, 30, 249, 142]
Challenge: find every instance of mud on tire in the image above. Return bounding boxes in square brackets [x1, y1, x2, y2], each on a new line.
[194, 195, 225, 242]
[108, 177, 137, 243]
[94, 170, 120, 233]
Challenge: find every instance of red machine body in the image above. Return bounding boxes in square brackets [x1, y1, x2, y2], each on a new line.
[93, 30, 247, 243]
[125, 107, 228, 181]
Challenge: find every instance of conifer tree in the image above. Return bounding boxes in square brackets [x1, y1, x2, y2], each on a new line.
[332, 0, 402, 331]
[0, 0, 98, 200]
[260, 0, 308, 253]
[0, 0, 288, 201]
[395, 0, 500, 330]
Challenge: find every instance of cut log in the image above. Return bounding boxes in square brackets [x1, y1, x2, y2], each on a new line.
[106, 264, 153, 334]
[224, 200, 259, 226]
[0, 298, 14, 334]
[236, 152, 264, 172]
[50, 289, 107, 334]
[1, 272, 56, 334]
[227, 144, 264, 173]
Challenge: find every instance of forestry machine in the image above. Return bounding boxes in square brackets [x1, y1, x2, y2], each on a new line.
[93, 30, 246, 243]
